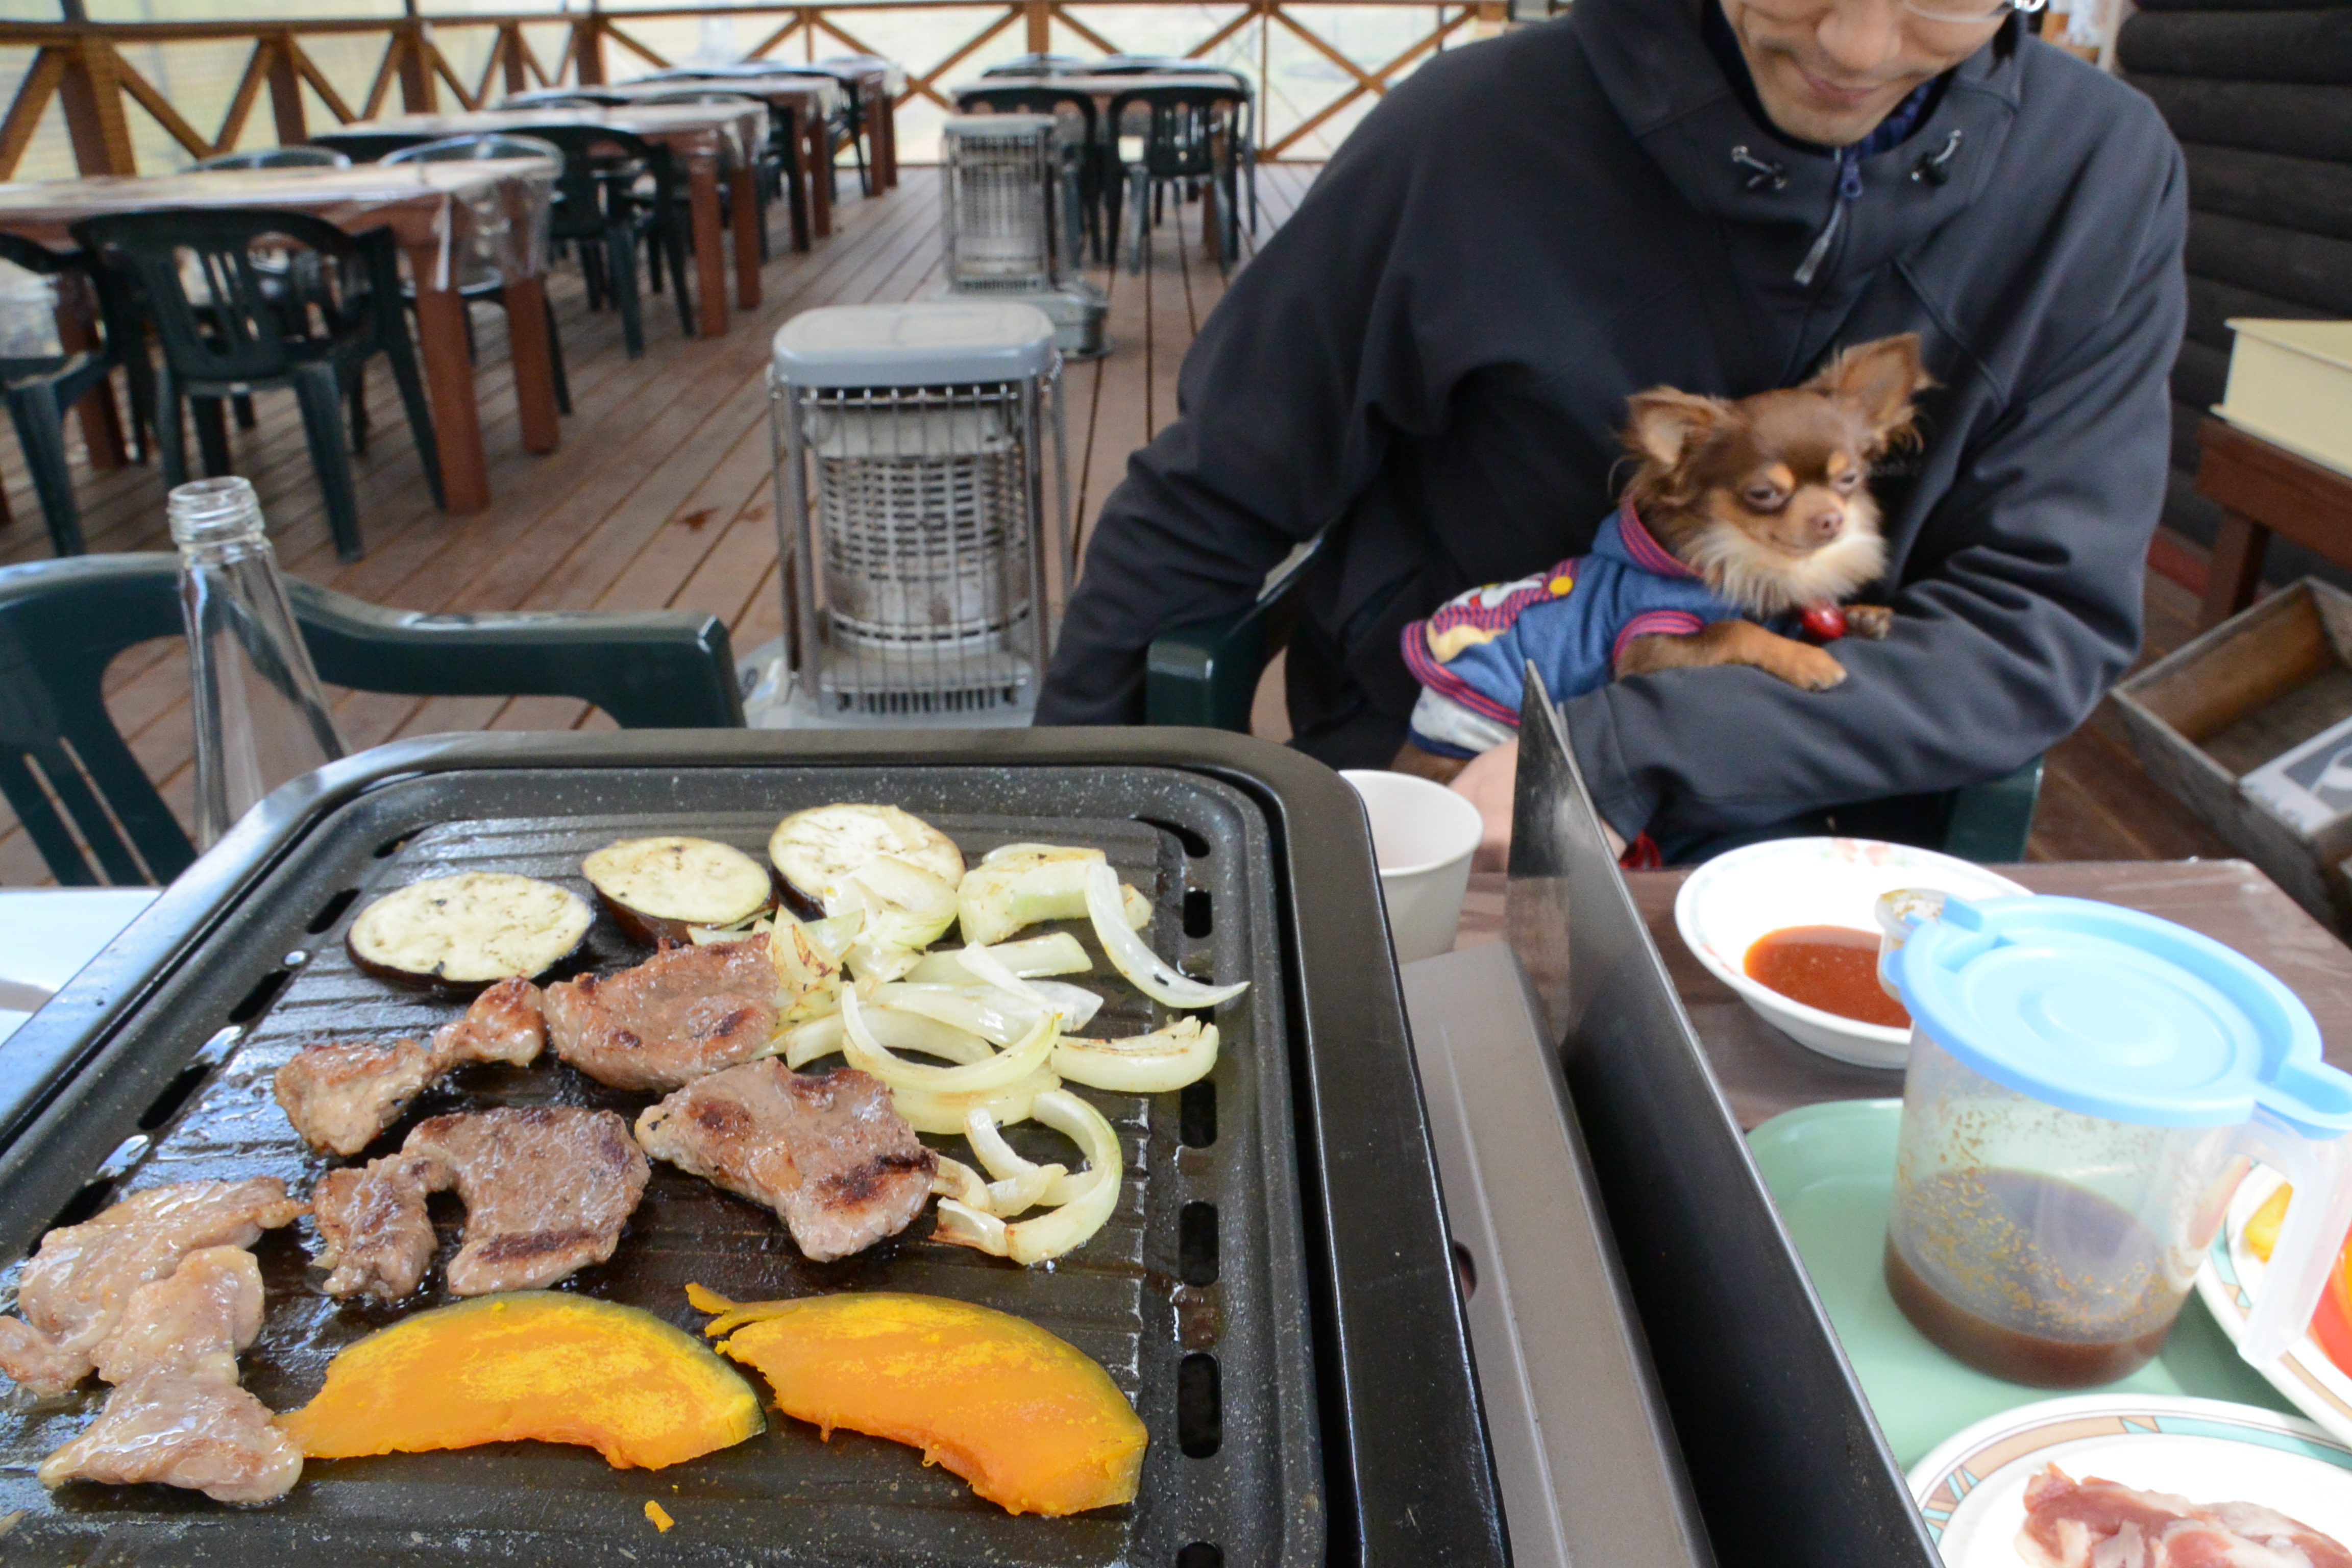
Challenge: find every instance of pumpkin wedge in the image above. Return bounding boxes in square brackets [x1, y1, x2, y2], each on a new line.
[692, 1285, 1147, 1516]
[279, 1293, 762, 1470]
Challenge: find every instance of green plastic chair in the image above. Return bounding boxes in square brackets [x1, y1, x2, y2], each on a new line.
[1144, 548, 2044, 864]
[0, 553, 745, 888]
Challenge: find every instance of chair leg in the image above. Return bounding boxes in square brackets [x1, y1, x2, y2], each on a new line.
[544, 291, 572, 417]
[376, 325, 446, 513]
[348, 363, 370, 456]
[191, 397, 233, 477]
[581, 240, 608, 312]
[292, 365, 364, 563]
[462, 303, 478, 364]
[606, 226, 645, 359]
[1129, 170, 1149, 276]
[154, 366, 189, 492]
[664, 220, 694, 337]
[118, 354, 156, 465]
[231, 393, 257, 431]
[9, 384, 85, 556]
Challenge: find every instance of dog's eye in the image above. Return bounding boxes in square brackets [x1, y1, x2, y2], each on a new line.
[1744, 485, 1784, 508]
[1833, 470, 1861, 491]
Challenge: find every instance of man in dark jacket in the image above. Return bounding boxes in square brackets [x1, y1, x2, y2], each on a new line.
[1034, 0, 2186, 857]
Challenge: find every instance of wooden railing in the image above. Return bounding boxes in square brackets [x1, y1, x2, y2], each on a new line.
[0, 1, 1501, 180]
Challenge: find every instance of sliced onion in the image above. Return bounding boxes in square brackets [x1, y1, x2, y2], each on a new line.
[826, 853, 959, 952]
[891, 1067, 1059, 1136]
[930, 1156, 992, 1208]
[906, 933, 1091, 983]
[874, 983, 1042, 1047]
[965, 1107, 1045, 1183]
[955, 943, 1052, 1007]
[959, 847, 1153, 947]
[1054, 1018, 1219, 1094]
[987, 1163, 1064, 1218]
[1002, 1090, 1122, 1264]
[770, 910, 859, 1023]
[934, 1198, 1010, 1256]
[842, 986, 1056, 1094]
[1084, 862, 1248, 1010]
[1025, 981, 1104, 1032]
[844, 939, 922, 984]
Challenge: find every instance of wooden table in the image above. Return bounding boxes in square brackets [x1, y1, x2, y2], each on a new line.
[584, 77, 841, 247]
[2195, 415, 2352, 630]
[344, 102, 767, 339]
[0, 160, 559, 516]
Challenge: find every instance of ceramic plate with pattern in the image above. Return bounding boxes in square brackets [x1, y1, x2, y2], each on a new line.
[2197, 1166, 2352, 1448]
[1908, 1393, 2352, 1567]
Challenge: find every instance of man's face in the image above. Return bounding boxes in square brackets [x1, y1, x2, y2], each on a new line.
[1719, 0, 2003, 148]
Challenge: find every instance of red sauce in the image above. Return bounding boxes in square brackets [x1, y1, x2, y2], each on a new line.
[1743, 924, 1911, 1029]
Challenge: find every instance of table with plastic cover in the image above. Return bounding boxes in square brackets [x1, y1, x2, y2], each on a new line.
[550, 77, 843, 244]
[341, 102, 768, 337]
[1598, 859, 2352, 1126]
[0, 159, 560, 514]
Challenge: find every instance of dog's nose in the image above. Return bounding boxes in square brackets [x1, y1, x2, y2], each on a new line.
[1806, 507, 1844, 543]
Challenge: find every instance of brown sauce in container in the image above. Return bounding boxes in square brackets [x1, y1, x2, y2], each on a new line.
[1744, 924, 1910, 1028]
[1886, 1168, 2185, 1387]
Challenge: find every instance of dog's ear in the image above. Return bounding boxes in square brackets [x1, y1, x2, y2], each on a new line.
[1809, 333, 1935, 449]
[1623, 389, 1734, 469]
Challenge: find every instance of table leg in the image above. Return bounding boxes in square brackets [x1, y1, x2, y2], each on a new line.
[54, 283, 125, 472]
[730, 166, 762, 310]
[880, 93, 898, 189]
[689, 160, 728, 339]
[408, 251, 491, 513]
[2199, 507, 2270, 630]
[786, 114, 812, 252]
[809, 120, 834, 239]
[503, 274, 561, 456]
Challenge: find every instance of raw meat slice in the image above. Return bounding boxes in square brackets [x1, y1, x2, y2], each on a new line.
[636, 1063, 935, 1261]
[0, 1179, 305, 1396]
[2018, 1464, 2352, 1568]
[542, 937, 778, 1092]
[274, 979, 547, 1156]
[37, 1247, 303, 1504]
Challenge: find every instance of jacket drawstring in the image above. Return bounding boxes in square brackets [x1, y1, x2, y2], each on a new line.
[1793, 151, 1865, 287]
[1912, 129, 1965, 186]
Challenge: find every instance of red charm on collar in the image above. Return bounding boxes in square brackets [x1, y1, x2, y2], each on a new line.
[1799, 604, 1847, 642]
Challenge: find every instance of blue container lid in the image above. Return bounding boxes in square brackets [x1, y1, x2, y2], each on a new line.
[1891, 895, 2352, 1136]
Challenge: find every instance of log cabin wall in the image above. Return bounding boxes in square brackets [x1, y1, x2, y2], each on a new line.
[2119, 0, 2352, 591]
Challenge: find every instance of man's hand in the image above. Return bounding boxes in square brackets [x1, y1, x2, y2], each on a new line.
[1446, 739, 1627, 868]
[1449, 742, 1517, 872]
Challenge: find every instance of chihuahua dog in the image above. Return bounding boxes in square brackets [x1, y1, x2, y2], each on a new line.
[1393, 333, 1933, 779]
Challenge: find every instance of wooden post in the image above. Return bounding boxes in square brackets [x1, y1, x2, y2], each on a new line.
[265, 33, 306, 145]
[1025, 0, 1051, 54]
[57, 35, 137, 176]
[575, 10, 606, 86]
[396, 6, 436, 113]
[500, 22, 528, 96]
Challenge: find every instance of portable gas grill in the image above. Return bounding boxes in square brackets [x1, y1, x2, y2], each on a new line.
[0, 730, 1523, 1567]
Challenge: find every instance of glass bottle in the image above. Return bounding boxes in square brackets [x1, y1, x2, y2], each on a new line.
[172, 477, 345, 851]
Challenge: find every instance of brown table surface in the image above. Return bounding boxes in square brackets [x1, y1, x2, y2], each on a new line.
[1458, 861, 2352, 1130]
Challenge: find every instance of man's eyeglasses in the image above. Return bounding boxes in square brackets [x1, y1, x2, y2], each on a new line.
[1901, 0, 2044, 27]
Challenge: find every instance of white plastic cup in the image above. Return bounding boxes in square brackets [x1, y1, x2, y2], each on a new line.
[1341, 769, 1486, 964]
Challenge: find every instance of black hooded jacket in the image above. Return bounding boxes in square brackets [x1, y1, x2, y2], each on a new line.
[1033, 0, 2188, 846]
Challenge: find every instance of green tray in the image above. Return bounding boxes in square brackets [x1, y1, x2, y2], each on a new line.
[1748, 1097, 2295, 1470]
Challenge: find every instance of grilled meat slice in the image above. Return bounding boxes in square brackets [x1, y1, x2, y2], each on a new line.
[542, 937, 778, 1092]
[430, 976, 546, 1067]
[403, 1107, 649, 1295]
[2019, 1464, 2352, 1568]
[636, 1063, 936, 1261]
[38, 1246, 302, 1504]
[274, 1039, 438, 1159]
[311, 1155, 442, 1301]
[0, 1180, 305, 1397]
[274, 980, 547, 1156]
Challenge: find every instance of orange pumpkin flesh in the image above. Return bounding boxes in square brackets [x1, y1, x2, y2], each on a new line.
[696, 1286, 1148, 1516]
[278, 1292, 763, 1470]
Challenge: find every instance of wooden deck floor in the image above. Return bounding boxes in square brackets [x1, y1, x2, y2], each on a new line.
[0, 157, 2242, 883]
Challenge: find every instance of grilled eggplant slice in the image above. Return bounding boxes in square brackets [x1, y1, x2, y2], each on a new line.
[583, 837, 775, 946]
[348, 872, 592, 991]
[769, 803, 965, 919]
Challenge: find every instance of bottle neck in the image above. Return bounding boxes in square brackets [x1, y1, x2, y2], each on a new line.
[169, 476, 268, 558]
